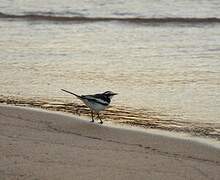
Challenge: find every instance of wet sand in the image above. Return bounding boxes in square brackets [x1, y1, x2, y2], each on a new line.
[1, 96, 220, 140]
[0, 104, 220, 180]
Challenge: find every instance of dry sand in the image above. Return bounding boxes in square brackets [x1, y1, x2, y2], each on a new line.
[0, 105, 219, 180]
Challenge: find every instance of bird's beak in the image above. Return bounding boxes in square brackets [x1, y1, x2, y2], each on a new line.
[112, 92, 118, 96]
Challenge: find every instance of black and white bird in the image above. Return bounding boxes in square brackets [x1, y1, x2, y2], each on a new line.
[61, 89, 117, 124]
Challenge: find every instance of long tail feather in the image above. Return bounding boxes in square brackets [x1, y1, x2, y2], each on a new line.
[61, 89, 81, 98]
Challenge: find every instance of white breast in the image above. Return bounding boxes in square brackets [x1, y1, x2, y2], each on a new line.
[82, 99, 107, 112]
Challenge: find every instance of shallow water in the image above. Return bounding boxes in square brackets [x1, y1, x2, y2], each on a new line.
[0, 0, 220, 138]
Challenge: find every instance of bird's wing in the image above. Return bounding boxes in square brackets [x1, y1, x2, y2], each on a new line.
[82, 95, 109, 106]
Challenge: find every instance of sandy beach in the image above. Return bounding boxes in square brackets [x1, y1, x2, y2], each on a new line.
[0, 104, 219, 180]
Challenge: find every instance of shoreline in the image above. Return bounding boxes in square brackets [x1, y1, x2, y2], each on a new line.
[0, 95, 220, 141]
[0, 104, 220, 179]
[1, 103, 220, 149]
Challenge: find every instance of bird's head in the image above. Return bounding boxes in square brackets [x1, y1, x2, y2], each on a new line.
[103, 91, 118, 99]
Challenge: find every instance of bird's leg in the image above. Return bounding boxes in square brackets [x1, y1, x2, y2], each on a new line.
[90, 111, 94, 123]
[97, 113, 103, 124]
[76, 108, 81, 116]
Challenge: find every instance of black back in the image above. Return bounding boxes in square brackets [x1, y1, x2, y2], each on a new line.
[93, 93, 111, 103]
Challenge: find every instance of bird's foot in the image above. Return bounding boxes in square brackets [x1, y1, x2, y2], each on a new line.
[99, 121, 103, 124]
[90, 120, 94, 123]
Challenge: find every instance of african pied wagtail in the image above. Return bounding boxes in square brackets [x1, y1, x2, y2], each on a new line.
[61, 89, 117, 124]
